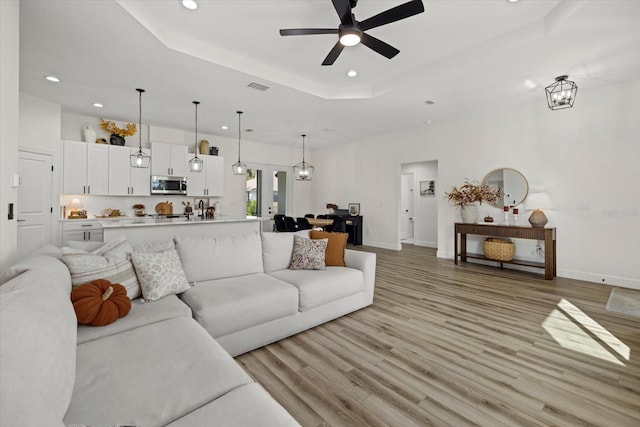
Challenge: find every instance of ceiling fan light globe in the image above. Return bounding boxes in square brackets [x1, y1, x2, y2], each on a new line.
[340, 32, 361, 46]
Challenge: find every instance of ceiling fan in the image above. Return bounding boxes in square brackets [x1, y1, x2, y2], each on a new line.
[279, 0, 425, 66]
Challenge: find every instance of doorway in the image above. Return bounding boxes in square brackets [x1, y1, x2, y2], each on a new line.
[399, 160, 438, 249]
[246, 163, 292, 230]
[17, 150, 54, 260]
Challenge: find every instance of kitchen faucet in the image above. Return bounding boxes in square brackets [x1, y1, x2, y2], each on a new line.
[198, 199, 205, 219]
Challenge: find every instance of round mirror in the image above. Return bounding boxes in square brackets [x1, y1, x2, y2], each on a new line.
[482, 168, 529, 207]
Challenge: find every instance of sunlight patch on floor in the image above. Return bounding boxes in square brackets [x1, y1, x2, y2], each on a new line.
[542, 298, 629, 366]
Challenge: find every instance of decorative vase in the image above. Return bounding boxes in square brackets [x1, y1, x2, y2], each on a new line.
[110, 134, 126, 146]
[460, 204, 478, 224]
[199, 139, 210, 155]
[83, 125, 96, 143]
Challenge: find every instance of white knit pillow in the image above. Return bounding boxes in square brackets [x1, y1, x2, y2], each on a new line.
[131, 249, 190, 302]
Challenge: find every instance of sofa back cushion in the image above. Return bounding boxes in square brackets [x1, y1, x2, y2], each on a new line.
[175, 231, 264, 282]
[0, 256, 76, 427]
[261, 230, 311, 273]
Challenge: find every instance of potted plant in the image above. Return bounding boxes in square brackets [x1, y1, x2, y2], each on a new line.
[445, 179, 501, 223]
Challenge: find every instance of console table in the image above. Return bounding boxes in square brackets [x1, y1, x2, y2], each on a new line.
[454, 223, 556, 279]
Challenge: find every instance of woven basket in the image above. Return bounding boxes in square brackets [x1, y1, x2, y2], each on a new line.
[483, 238, 515, 262]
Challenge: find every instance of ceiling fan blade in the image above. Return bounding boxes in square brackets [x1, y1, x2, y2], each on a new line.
[280, 28, 339, 36]
[322, 41, 345, 66]
[332, 0, 353, 26]
[360, 0, 425, 31]
[360, 33, 400, 59]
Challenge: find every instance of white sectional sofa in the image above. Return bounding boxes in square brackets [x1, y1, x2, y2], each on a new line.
[0, 230, 376, 427]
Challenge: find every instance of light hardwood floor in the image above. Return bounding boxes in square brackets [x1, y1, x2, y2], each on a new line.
[236, 245, 640, 426]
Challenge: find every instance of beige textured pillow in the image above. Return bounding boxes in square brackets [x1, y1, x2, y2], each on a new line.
[289, 235, 327, 270]
[131, 249, 190, 302]
[61, 236, 141, 299]
[309, 230, 348, 267]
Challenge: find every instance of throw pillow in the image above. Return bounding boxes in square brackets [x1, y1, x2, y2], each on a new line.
[289, 235, 328, 270]
[71, 279, 131, 326]
[309, 230, 348, 267]
[131, 249, 190, 302]
[61, 236, 141, 299]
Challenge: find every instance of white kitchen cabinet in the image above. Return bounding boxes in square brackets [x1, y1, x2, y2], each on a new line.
[151, 142, 187, 177]
[62, 140, 109, 195]
[61, 220, 103, 246]
[186, 154, 224, 197]
[108, 145, 151, 196]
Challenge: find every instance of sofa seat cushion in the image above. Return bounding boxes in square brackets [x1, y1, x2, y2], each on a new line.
[167, 383, 300, 427]
[269, 267, 364, 312]
[179, 273, 299, 337]
[77, 295, 192, 344]
[64, 317, 252, 427]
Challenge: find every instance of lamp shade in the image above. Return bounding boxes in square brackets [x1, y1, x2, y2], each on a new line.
[68, 198, 83, 210]
[545, 75, 577, 110]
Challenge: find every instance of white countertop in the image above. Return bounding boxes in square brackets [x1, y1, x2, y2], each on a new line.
[99, 217, 259, 229]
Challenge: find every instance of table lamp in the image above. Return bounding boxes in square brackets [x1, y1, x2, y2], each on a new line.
[68, 198, 86, 219]
[524, 192, 552, 227]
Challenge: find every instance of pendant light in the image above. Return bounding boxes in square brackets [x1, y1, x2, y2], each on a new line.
[293, 134, 314, 181]
[188, 101, 204, 172]
[232, 111, 247, 175]
[129, 88, 151, 168]
[545, 75, 578, 110]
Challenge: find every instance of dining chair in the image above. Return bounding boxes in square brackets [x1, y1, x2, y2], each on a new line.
[296, 217, 312, 230]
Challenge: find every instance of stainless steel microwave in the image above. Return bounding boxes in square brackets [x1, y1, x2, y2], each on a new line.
[150, 176, 187, 195]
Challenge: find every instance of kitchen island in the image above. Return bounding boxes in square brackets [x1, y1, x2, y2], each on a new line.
[101, 216, 261, 244]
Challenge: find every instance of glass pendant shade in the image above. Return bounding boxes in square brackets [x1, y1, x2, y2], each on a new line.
[294, 134, 314, 181]
[188, 101, 203, 172]
[545, 75, 578, 110]
[232, 111, 247, 175]
[130, 88, 151, 168]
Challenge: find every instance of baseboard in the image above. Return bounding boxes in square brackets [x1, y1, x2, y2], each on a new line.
[557, 268, 640, 290]
[414, 240, 437, 248]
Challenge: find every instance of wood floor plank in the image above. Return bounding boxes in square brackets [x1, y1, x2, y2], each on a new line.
[236, 245, 640, 426]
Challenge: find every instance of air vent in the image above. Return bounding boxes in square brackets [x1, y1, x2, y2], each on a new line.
[247, 82, 270, 91]
[425, 100, 436, 105]
[245, 129, 254, 132]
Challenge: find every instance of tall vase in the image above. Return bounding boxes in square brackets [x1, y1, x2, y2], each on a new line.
[460, 204, 478, 224]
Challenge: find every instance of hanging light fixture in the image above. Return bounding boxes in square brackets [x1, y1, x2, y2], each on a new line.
[293, 134, 314, 181]
[129, 88, 151, 168]
[188, 101, 204, 172]
[545, 75, 578, 110]
[232, 111, 247, 175]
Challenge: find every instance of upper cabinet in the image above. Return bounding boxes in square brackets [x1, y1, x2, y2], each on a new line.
[151, 142, 187, 177]
[108, 145, 150, 196]
[186, 154, 224, 197]
[62, 140, 109, 195]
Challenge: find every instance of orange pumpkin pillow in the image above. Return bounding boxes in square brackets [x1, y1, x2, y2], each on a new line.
[309, 230, 348, 267]
[71, 279, 131, 326]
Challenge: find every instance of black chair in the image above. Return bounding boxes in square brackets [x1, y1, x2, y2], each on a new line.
[296, 217, 312, 230]
[331, 217, 347, 233]
[283, 216, 298, 232]
[273, 214, 286, 232]
[316, 214, 327, 219]
[304, 214, 315, 218]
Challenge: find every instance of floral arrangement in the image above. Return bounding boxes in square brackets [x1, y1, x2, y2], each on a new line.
[445, 179, 501, 207]
[100, 118, 137, 137]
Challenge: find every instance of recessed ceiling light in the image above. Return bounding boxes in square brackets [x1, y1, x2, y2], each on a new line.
[221, 125, 228, 130]
[347, 70, 358, 77]
[524, 79, 537, 89]
[45, 76, 60, 82]
[181, 0, 198, 10]
[506, 0, 521, 3]
[92, 103, 103, 108]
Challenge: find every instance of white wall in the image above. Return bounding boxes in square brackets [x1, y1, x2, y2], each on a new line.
[312, 80, 640, 289]
[0, 1, 19, 271]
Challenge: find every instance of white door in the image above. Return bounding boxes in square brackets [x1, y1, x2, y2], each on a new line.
[17, 151, 53, 259]
[245, 164, 291, 231]
[400, 173, 414, 241]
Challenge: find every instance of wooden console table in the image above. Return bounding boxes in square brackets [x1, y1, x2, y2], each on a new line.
[454, 223, 556, 279]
